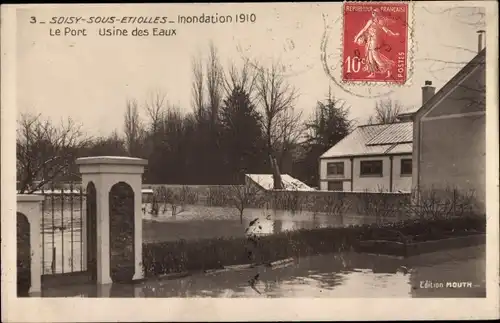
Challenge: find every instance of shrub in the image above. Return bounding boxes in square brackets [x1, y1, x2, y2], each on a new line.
[357, 213, 486, 241]
[164, 188, 182, 216]
[180, 185, 199, 205]
[150, 186, 168, 216]
[226, 184, 268, 223]
[318, 192, 351, 217]
[279, 189, 302, 213]
[406, 187, 479, 219]
[207, 186, 231, 207]
[142, 237, 250, 276]
[149, 186, 200, 216]
[355, 188, 407, 221]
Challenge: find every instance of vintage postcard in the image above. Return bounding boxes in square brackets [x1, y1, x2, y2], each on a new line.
[1, 1, 499, 322]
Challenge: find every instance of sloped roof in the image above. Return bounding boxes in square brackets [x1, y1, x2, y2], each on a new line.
[320, 122, 413, 158]
[367, 122, 413, 145]
[388, 143, 413, 154]
[245, 174, 315, 191]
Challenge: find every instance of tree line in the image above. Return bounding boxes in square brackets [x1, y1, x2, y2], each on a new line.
[17, 43, 408, 193]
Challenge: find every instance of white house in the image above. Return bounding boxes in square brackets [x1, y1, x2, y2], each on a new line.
[319, 122, 413, 192]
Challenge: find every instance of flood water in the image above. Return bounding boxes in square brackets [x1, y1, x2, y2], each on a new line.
[41, 204, 397, 274]
[41, 245, 486, 298]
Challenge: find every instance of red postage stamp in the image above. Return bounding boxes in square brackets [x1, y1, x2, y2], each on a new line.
[342, 2, 409, 84]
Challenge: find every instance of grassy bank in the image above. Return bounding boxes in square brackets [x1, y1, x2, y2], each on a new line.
[142, 214, 486, 277]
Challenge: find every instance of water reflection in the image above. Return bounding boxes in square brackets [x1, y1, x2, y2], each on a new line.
[41, 246, 485, 298]
[144, 205, 388, 235]
[242, 208, 379, 237]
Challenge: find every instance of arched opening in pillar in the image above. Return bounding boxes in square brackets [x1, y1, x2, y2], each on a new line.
[86, 182, 98, 282]
[17, 212, 31, 296]
[109, 181, 135, 283]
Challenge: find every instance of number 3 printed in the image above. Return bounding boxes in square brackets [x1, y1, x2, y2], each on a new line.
[30, 16, 36, 24]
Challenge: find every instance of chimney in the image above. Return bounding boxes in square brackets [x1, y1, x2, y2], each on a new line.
[477, 30, 486, 53]
[422, 80, 436, 105]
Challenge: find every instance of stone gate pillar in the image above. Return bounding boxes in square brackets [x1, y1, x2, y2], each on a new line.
[76, 156, 147, 285]
[17, 194, 44, 294]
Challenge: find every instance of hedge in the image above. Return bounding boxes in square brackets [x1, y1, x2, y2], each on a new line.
[142, 214, 486, 277]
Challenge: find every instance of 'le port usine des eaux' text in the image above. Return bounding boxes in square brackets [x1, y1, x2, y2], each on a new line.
[37, 14, 257, 37]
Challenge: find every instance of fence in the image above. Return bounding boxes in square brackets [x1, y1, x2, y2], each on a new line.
[37, 183, 156, 275]
[39, 184, 86, 275]
[38, 182, 152, 276]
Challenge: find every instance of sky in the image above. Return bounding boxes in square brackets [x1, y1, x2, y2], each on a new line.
[16, 3, 487, 137]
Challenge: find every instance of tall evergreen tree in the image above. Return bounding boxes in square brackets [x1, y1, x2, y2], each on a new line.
[298, 90, 354, 186]
[220, 86, 267, 183]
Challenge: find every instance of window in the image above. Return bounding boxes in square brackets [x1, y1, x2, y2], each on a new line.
[360, 160, 383, 176]
[400, 158, 412, 176]
[328, 181, 343, 191]
[326, 162, 344, 175]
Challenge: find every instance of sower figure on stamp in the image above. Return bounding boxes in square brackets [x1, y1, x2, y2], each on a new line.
[353, 8, 400, 79]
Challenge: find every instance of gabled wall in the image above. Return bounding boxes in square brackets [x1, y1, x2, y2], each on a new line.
[413, 53, 486, 213]
[419, 115, 485, 206]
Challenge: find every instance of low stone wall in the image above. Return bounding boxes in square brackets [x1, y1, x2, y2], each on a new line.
[265, 190, 412, 215]
[142, 184, 412, 217]
[141, 184, 235, 205]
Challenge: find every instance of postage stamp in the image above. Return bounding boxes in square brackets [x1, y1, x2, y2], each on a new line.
[342, 2, 410, 84]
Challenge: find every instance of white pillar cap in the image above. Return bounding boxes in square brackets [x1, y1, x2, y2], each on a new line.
[76, 156, 148, 166]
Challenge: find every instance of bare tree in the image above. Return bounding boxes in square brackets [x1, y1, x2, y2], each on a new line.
[123, 98, 144, 157]
[206, 42, 224, 127]
[191, 54, 205, 121]
[190, 43, 223, 124]
[17, 113, 89, 193]
[160, 104, 186, 148]
[222, 59, 257, 102]
[367, 98, 408, 124]
[406, 186, 478, 220]
[139, 90, 169, 163]
[254, 61, 300, 162]
[143, 90, 167, 134]
[423, 6, 485, 29]
[86, 131, 127, 157]
[276, 104, 303, 164]
[227, 183, 266, 224]
[418, 7, 486, 107]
